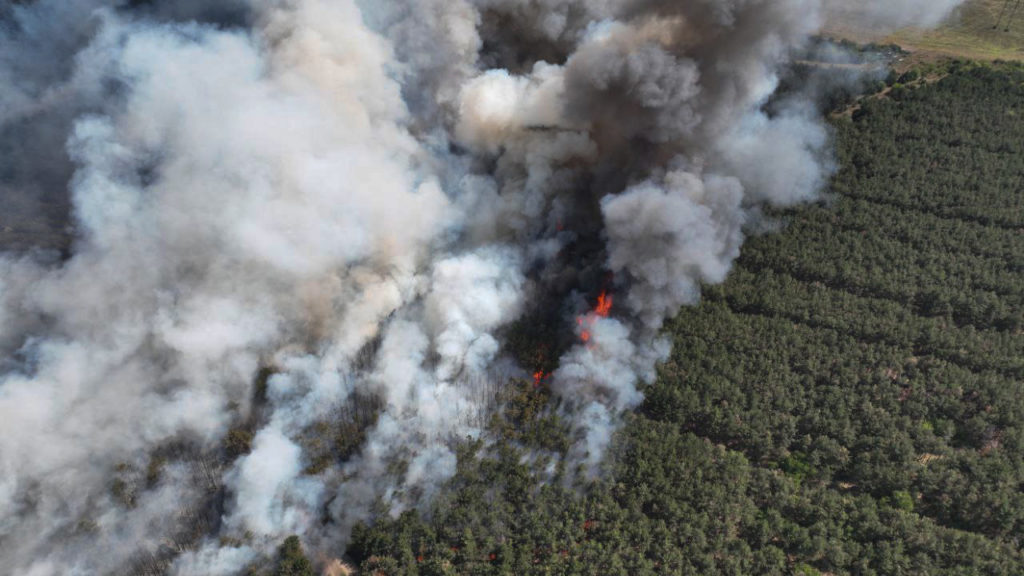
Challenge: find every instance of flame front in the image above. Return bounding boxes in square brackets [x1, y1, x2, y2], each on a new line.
[533, 370, 550, 387]
[578, 290, 612, 343]
[595, 291, 612, 317]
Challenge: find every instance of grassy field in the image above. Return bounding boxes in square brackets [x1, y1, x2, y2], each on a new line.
[826, 0, 1024, 62]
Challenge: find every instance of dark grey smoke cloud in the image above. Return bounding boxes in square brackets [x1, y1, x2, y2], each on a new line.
[0, 0, 963, 573]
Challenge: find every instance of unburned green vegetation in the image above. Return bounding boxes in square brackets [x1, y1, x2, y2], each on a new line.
[348, 62, 1024, 575]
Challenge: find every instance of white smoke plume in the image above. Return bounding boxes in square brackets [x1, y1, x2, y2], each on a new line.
[0, 0, 963, 573]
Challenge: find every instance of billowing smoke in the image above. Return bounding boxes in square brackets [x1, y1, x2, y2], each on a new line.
[0, 0, 962, 573]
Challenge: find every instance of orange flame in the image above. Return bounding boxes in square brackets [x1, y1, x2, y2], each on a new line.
[595, 291, 612, 317]
[577, 290, 612, 343]
[532, 370, 550, 387]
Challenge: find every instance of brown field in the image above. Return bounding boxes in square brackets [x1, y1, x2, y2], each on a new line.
[824, 0, 1024, 63]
